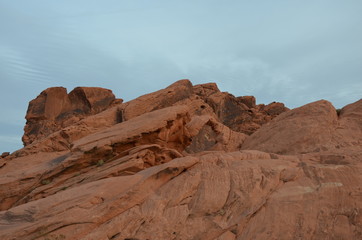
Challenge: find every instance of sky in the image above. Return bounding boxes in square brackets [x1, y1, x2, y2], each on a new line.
[0, 0, 361, 153]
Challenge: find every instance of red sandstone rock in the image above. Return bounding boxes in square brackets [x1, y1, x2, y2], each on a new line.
[241, 100, 353, 154]
[0, 81, 361, 240]
[262, 101, 288, 115]
[122, 79, 194, 121]
[194, 83, 289, 135]
[237, 95, 256, 108]
[1, 152, 10, 158]
[22, 87, 119, 146]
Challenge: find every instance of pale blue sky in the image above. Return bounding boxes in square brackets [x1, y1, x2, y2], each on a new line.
[0, 0, 361, 152]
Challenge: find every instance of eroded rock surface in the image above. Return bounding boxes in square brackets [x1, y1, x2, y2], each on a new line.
[23, 87, 119, 146]
[1, 80, 361, 240]
[242, 99, 362, 154]
[194, 83, 289, 135]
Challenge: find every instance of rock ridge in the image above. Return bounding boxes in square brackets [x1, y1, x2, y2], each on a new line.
[0, 79, 361, 240]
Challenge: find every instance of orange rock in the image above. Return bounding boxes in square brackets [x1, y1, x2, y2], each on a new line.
[194, 83, 288, 135]
[237, 95, 256, 108]
[0, 152, 10, 158]
[122, 79, 193, 120]
[22, 86, 119, 146]
[242, 100, 339, 154]
[0, 81, 361, 240]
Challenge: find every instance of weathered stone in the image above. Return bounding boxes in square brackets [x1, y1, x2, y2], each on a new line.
[237, 95, 256, 108]
[1, 152, 10, 158]
[22, 87, 118, 146]
[242, 100, 342, 154]
[194, 83, 289, 135]
[1, 81, 361, 240]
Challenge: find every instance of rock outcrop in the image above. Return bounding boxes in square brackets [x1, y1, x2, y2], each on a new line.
[0, 80, 361, 240]
[242, 99, 362, 154]
[22, 87, 120, 146]
[194, 83, 289, 135]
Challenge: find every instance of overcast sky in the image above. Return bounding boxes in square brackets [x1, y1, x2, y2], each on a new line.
[0, 0, 361, 153]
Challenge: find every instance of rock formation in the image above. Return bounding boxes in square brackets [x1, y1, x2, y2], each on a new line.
[0, 80, 361, 240]
[22, 87, 121, 146]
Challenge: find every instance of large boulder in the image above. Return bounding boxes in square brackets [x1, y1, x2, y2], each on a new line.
[242, 100, 337, 154]
[22, 87, 118, 146]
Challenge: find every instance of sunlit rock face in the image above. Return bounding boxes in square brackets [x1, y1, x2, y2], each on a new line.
[1, 80, 361, 240]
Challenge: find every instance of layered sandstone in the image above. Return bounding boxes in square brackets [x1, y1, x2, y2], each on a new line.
[0, 80, 361, 240]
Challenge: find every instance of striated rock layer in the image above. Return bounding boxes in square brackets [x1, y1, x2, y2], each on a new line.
[0, 80, 361, 240]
